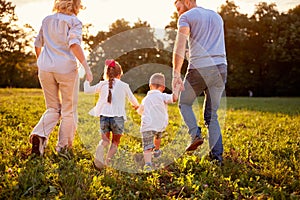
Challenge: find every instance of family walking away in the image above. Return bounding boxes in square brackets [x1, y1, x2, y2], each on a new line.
[30, 0, 93, 156]
[172, 0, 227, 165]
[138, 73, 179, 171]
[29, 0, 227, 169]
[84, 60, 139, 170]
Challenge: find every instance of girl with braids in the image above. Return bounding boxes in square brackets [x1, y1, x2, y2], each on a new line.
[84, 59, 139, 170]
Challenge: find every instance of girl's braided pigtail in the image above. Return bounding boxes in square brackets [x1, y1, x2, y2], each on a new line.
[104, 59, 123, 104]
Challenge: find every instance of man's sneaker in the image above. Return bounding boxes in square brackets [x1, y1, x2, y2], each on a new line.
[209, 152, 223, 166]
[210, 159, 224, 167]
[144, 162, 152, 172]
[31, 135, 45, 156]
[185, 136, 204, 151]
[153, 149, 162, 158]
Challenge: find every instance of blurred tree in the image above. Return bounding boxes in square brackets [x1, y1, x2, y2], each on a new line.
[219, 0, 252, 96]
[164, 12, 178, 51]
[219, 1, 300, 96]
[267, 5, 300, 95]
[164, 11, 189, 77]
[82, 18, 168, 93]
[83, 19, 133, 85]
[247, 2, 280, 96]
[3, 0, 298, 95]
[0, 0, 38, 88]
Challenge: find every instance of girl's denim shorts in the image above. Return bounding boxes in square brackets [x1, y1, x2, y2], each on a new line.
[100, 116, 124, 134]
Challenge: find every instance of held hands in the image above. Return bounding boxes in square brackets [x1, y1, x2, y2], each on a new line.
[172, 83, 181, 102]
[172, 75, 184, 93]
[85, 68, 93, 83]
[136, 104, 144, 115]
[172, 74, 184, 102]
[79, 59, 93, 83]
[132, 104, 140, 110]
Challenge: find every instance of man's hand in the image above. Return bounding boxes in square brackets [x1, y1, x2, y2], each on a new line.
[172, 76, 184, 103]
[172, 76, 184, 92]
[172, 77, 183, 102]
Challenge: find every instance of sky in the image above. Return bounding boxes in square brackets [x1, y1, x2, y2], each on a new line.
[10, 0, 300, 35]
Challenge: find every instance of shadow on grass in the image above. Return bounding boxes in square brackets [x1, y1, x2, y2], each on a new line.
[13, 148, 95, 199]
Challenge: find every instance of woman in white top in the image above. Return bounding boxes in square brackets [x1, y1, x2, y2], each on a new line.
[84, 59, 139, 170]
[30, 0, 93, 156]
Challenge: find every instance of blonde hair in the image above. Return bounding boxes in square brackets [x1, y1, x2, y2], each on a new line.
[149, 73, 165, 88]
[53, 0, 84, 15]
[103, 60, 123, 103]
[175, 0, 196, 4]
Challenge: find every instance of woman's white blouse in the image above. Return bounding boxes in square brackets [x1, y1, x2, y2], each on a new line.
[34, 13, 82, 74]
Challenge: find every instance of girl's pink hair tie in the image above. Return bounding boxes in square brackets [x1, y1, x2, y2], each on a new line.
[105, 59, 116, 67]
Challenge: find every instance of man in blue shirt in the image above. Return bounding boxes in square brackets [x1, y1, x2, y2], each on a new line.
[172, 0, 227, 165]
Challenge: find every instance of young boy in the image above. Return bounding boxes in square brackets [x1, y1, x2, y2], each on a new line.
[138, 73, 179, 171]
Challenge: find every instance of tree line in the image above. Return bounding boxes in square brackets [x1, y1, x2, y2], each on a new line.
[0, 0, 299, 96]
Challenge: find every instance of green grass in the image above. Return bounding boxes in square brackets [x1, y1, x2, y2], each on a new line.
[0, 88, 299, 199]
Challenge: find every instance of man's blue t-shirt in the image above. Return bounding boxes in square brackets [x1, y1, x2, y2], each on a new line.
[178, 7, 227, 69]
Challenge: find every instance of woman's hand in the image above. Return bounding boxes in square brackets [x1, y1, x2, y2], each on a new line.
[85, 68, 93, 83]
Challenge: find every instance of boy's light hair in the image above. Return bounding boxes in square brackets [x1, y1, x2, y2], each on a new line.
[149, 73, 165, 87]
[53, 0, 84, 16]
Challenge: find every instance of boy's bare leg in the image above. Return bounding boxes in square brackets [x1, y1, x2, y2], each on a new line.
[153, 136, 162, 158]
[154, 137, 161, 150]
[143, 149, 152, 164]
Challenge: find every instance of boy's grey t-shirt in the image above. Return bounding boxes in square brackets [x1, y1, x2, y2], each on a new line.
[178, 7, 227, 69]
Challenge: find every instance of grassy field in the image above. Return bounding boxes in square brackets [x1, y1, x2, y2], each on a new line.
[0, 88, 299, 199]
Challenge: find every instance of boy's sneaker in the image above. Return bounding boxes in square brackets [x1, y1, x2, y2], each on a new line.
[31, 135, 45, 156]
[153, 149, 162, 158]
[144, 162, 152, 172]
[185, 136, 204, 152]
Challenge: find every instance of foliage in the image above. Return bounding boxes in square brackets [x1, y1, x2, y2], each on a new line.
[82, 18, 169, 94]
[0, 0, 300, 94]
[0, 0, 38, 88]
[220, 1, 300, 96]
[0, 88, 299, 199]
